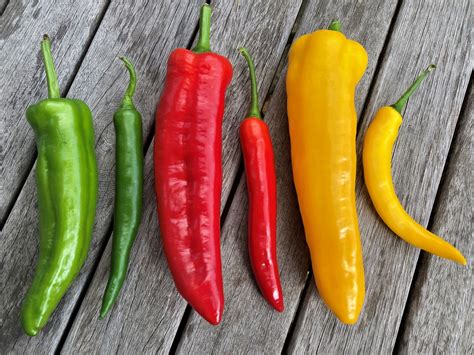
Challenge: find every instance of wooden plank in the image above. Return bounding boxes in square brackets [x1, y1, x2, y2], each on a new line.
[0, 0, 9, 16]
[60, 0, 307, 352]
[0, 1, 201, 352]
[0, 0, 108, 223]
[175, 1, 401, 353]
[287, 0, 471, 353]
[397, 84, 472, 354]
[64, 146, 186, 354]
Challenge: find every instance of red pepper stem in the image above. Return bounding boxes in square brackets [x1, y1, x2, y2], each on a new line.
[193, 4, 212, 53]
[391, 64, 436, 114]
[328, 19, 341, 32]
[119, 56, 136, 107]
[239, 48, 261, 119]
[41, 34, 60, 99]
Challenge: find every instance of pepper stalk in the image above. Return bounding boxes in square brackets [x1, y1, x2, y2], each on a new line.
[391, 64, 436, 113]
[118, 56, 137, 108]
[41, 35, 60, 99]
[239, 47, 261, 119]
[193, 4, 212, 53]
[328, 19, 341, 32]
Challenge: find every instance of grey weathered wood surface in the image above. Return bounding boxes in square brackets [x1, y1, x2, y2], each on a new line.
[0, 0, 471, 353]
[0, 0, 201, 352]
[63, 146, 186, 354]
[288, 0, 472, 353]
[176, 0, 401, 353]
[397, 84, 473, 354]
[0, 0, 9, 16]
[0, 0, 109, 223]
[62, 0, 306, 352]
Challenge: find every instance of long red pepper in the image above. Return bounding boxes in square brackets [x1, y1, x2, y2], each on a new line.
[239, 48, 283, 312]
[154, 4, 232, 325]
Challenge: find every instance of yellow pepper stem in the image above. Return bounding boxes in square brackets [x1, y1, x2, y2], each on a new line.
[391, 64, 436, 113]
[328, 19, 341, 32]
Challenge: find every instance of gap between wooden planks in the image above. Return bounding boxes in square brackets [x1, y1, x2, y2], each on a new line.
[0, 0, 202, 352]
[176, 0, 403, 353]
[287, 0, 471, 353]
[0, 0, 110, 226]
[395, 80, 472, 354]
[60, 0, 308, 352]
[0, 0, 470, 354]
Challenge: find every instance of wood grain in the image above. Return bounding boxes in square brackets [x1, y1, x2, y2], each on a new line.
[1, 0, 471, 352]
[175, 0, 401, 353]
[208, 0, 311, 207]
[60, 0, 308, 352]
[63, 145, 186, 354]
[397, 84, 472, 354]
[0, 0, 9, 16]
[0, 0, 108, 223]
[0, 0, 201, 352]
[288, 0, 471, 353]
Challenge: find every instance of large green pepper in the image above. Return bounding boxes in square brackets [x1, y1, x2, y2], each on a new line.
[21, 35, 98, 336]
[100, 57, 143, 318]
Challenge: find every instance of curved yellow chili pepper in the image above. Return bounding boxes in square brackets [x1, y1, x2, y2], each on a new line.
[363, 65, 466, 265]
[286, 20, 367, 324]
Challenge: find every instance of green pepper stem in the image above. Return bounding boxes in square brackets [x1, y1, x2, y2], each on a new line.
[193, 4, 212, 53]
[391, 64, 436, 113]
[239, 48, 261, 119]
[328, 19, 341, 32]
[119, 57, 137, 106]
[41, 35, 60, 98]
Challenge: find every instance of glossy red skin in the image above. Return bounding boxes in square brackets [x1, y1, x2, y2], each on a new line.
[154, 48, 232, 325]
[240, 117, 283, 312]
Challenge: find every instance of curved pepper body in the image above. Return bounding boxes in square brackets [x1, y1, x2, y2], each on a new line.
[363, 106, 466, 265]
[22, 99, 98, 336]
[286, 29, 367, 324]
[154, 47, 232, 325]
[240, 118, 283, 312]
[100, 58, 143, 318]
[100, 106, 142, 317]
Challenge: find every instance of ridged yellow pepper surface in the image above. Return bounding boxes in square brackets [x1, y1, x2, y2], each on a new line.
[286, 21, 367, 324]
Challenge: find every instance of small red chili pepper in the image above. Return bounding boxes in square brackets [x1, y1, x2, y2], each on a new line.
[154, 4, 232, 325]
[239, 48, 283, 312]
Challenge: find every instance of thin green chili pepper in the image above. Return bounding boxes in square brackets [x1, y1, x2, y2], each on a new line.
[100, 57, 143, 319]
[21, 35, 98, 336]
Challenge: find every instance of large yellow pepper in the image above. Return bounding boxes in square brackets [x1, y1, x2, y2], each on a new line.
[363, 65, 466, 265]
[286, 21, 367, 324]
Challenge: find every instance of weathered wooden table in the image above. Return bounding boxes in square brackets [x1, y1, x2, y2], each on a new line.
[1, 0, 471, 353]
